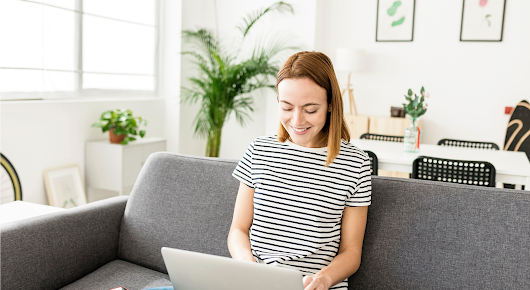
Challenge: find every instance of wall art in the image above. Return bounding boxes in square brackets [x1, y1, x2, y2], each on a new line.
[376, 0, 416, 42]
[460, 0, 506, 41]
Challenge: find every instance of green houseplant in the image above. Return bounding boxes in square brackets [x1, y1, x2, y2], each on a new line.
[403, 86, 428, 118]
[91, 109, 147, 145]
[181, 1, 297, 157]
[402, 86, 429, 152]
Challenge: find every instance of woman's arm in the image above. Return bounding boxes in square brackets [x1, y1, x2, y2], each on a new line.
[227, 182, 256, 262]
[303, 206, 368, 290]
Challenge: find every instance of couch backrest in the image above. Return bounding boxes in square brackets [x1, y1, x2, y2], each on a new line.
[118, 152, 239, 273]
[349, 176, 530, 289]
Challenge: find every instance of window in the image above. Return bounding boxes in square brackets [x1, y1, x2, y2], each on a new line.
[0, 0, 158, 100]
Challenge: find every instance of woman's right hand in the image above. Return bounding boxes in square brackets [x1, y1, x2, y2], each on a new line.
[227, 182, 255, 262]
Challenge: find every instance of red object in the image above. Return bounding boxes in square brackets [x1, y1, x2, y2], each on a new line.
[416, 127, 421, 150]
[505, 106, 514, 115]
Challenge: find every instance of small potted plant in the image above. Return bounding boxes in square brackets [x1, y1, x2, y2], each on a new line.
[403, 87, 429, 152]
[403, 86, 428, 119]
[92, 109, 147, 145]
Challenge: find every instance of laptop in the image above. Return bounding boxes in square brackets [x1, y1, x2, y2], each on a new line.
[161, 247, 304, 290]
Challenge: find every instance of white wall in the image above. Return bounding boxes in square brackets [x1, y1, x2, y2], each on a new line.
[180, 0, 317, 160]
[161, 0, 183, 154]
[0, 99, 165, 204]
[0, 0, 182, 205]
[316, 0, 530, 147]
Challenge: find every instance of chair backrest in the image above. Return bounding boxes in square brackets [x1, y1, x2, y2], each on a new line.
[360, 133, 403, 143]
[364, 150, 378, 176]
[0, 153, 22, 204]
[412, 156, 495, 187]
[437, 139, 500, 150]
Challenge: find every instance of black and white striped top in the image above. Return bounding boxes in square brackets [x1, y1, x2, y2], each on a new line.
[232, 136, 371, 290]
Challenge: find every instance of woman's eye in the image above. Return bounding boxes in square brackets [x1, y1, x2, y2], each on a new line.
[282, 108, 292, 111]
[306, 110, 317, 114]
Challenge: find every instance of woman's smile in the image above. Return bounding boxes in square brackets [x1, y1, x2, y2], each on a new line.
[290, 125, 312, 134]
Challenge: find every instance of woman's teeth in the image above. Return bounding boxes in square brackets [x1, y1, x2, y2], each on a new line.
[292, 127, 310, 132]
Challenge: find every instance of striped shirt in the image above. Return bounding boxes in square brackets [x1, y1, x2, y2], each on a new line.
[232, 136, 371, 290]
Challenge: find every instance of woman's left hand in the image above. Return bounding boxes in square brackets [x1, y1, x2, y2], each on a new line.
[303, 275, 332, 290]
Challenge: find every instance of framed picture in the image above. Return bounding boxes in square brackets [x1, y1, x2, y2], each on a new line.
[376, 0, 416, 42]
[44, 165, 87, 208]
[460, 0, 506, 42]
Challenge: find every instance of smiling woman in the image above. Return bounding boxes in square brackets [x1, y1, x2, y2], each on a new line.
[276, 51, 350, 167]
[228, 51, 372, 290]
[277, 78, 329, 149]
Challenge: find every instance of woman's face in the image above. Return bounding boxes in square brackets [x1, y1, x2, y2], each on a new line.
[277, 77, 329, 148]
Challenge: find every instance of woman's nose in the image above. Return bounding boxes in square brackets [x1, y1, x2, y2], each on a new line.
[291, 109, 305, 126]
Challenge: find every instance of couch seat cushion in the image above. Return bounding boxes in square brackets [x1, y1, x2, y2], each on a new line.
[60, 260, 172, 290]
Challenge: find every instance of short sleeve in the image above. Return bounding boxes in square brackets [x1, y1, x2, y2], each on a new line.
[232, 140, 255, 189]
[346, 154, 372, 207]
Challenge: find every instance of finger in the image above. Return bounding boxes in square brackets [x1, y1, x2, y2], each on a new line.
[304, 279, 319, 290]
[303, 276, 312, 287]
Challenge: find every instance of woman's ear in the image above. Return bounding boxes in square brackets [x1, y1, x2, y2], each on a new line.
[328, 104, 332, 112]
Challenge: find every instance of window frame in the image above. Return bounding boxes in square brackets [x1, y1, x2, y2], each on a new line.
[0, 0, 160, 101]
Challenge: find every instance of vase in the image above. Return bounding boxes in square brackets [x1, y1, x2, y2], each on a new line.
[403, 117, 420, 152]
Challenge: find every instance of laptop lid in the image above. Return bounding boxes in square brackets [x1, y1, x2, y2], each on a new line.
[161, 247, 304, 290]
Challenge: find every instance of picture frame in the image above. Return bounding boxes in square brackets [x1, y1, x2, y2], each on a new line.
[460, 0, 506, 42]
[376, 0, 416, 42]
[43, 165, 87, 208]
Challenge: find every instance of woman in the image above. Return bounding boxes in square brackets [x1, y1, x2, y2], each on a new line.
[228, 51, 372, 290]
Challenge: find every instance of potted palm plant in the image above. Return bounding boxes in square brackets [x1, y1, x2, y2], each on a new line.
[91, 109, 147, 145]
[181, 1, 297, 157]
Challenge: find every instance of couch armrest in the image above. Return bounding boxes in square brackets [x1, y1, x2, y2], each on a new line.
[1, 196, 128, 290]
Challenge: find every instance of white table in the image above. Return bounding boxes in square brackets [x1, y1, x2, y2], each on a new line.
[350, 139, 530, 190]
[0, 201, 65, 224]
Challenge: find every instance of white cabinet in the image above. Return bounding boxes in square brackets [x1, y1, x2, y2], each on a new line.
[85, 137, 166, 196]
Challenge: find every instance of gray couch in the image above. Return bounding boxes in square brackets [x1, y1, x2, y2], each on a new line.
[2, 152, 529, 289]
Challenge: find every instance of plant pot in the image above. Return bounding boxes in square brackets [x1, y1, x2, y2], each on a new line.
[109, 129, 126, 144]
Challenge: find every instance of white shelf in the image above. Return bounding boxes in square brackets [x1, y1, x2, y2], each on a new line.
[85, 137, 167, 196]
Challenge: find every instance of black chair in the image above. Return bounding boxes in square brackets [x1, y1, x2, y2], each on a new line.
[364, 150, 378, 176]
[360, 133, 404, 143]
[1, 153, 23, 204]
[437, 139, 500, 150]
[412, 156, 496, 187]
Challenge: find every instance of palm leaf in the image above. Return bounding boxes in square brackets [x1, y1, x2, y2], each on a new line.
[182, 29, 221, 69]
[182, 29, 219, 55]
[237, 2, 294, 38]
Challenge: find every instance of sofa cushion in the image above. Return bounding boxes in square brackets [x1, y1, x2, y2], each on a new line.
[118, 153, 240, 273]
[349, 176, 530, 289]
[60, 260, 171, 290]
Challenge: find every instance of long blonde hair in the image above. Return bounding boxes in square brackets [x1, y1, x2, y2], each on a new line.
[276, 51, 350, 166]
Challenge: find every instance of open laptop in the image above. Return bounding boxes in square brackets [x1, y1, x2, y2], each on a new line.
[161, 247, 304, 290]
